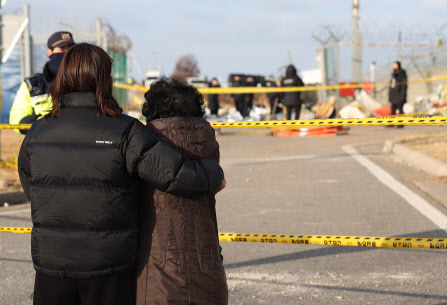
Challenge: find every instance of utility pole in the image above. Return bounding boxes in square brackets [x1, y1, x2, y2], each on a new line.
[96, 18, 107, 51]
[352, 0, 362, 83]
[20, 34, 24, 81]
[23, 4, 31, 77]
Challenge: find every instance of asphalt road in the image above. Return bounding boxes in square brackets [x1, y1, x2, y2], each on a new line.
[1, 125, 447, 305]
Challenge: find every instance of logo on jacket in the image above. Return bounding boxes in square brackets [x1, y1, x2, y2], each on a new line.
[96, 140, 113, 144]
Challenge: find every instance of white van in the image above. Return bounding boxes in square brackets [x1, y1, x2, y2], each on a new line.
[144, 69, 161, 88]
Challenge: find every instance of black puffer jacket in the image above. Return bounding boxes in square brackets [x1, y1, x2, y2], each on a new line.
[389, 69, 407, 105]
[18, 92, 224, 278]
[281, 65, 305, 106]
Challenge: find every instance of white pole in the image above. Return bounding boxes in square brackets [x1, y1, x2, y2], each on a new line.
[24, 4, 31, 76]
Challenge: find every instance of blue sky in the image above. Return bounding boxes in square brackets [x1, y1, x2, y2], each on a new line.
[2, 0, 447, 81]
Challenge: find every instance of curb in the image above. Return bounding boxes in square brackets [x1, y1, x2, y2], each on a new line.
[384, 140, 447, 177]
[0, 189, 28, 206]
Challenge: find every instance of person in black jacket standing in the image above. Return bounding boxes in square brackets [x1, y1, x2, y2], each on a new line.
[18, 43, 225, 305]
[389, 61, 407, 128]
[281, 64, 304, 120]
[245, 76, 255, 114]
[231, 75, 248, 117]
[208, 78, 220, 116]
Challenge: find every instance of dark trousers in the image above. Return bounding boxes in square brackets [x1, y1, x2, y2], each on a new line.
[286, 104, 301, 120]
[33, 269, 135, 305]
[209, 96, 219, 115]
[235, 98, 248, 117]
[391, 103, 404, 115]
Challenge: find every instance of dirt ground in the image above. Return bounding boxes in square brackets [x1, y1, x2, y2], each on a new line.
[0, 130, 25, 189]
[395, 131, 447, 163]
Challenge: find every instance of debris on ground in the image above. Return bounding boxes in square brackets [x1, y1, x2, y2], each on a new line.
[370, 105, 392, 117]
[339, 102, 368, 119]
[355, 90, 381, 113]
[312, 97, 335, 119]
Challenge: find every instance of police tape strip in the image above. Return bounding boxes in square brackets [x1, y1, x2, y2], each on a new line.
[0, 124, 32, 130]
[1, 116, 446, 131]
[218, 233, 447, 250]
[1, 227, 445, 250]
[113, 74, 447, 94]
[0, 227, 32, 234]
[210, 116, 447, 128]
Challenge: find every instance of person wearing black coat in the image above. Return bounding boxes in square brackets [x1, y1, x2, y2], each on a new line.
[389, 61, 407, 128]
[281, 64, 305, 120]
[245, 76, 255, 114]
[208, 78, 220, 116]
[231, 75, 248, 117]
[18, 43, 225, 305]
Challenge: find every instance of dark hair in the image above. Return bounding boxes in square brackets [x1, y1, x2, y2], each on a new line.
[394, 61, 401, 69]
[48, 43, 121, 118]
[142, 77, 205, 122]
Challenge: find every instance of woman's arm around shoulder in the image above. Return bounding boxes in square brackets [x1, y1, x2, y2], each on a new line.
[125, 120, 225, 197]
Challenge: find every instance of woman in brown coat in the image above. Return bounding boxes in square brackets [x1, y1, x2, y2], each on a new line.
[137, 78, 228, 305]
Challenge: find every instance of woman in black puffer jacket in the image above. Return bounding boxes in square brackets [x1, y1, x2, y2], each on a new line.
[281, 64, 304, 120]
[18, 43, 225, 305]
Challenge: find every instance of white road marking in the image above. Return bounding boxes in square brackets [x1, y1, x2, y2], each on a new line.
[0, 208, 30, 216]
[342, 144, 447, 233]
[222, 154, 317, 166]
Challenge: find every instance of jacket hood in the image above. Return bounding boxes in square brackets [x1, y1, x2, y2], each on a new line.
[149, 117, 218, 161]
[286, 65, 297, 77]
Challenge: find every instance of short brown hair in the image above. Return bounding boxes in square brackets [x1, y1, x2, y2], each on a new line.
[48, 43, 121, 118]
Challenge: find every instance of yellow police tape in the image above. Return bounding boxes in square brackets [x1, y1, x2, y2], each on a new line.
[0, 124, 31, 130]
[1, 227, 445, 250]
[1, 116, 446, 131]
[114, 74, 447, 94]
[0, 227, 31, 234]
[211, 116, 447, 128]
[219, 233, 447, 250]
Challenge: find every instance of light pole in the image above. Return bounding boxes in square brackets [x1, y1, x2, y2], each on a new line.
[352, 0, 362, 83]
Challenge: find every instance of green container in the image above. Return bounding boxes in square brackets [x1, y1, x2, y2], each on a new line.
[108, 49, 128, 110]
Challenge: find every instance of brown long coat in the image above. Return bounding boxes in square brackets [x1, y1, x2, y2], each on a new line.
[137, 117, 228, 305]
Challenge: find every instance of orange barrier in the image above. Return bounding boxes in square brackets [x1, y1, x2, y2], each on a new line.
[272, 126, 349, 137]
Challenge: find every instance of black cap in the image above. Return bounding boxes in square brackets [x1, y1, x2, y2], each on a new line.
[47, 31, 74, 50]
